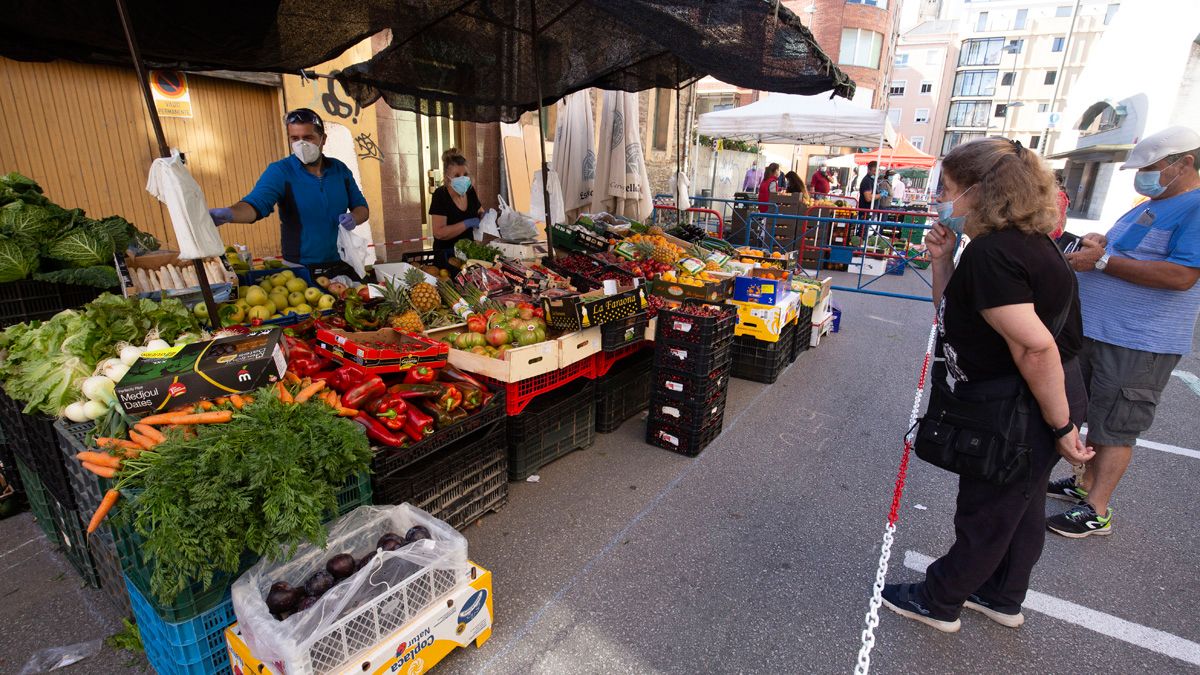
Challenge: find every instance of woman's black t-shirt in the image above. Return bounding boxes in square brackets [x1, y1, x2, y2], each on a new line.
[938, 227, 1082, 383]
[429, 185, 481, 251]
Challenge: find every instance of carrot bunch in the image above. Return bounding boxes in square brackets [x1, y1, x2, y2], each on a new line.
[276, 375, 358, 417]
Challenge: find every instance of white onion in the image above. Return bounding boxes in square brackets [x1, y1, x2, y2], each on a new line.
[104, 363, 130, 383]
[63, 401, 90, 423]
[82, 399, 109, 420]
[119, 345, 144, 366]
[81, 375, 116, 403]
[146, 339, 171, 351]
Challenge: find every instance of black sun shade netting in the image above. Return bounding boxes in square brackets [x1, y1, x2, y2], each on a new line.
[0, 0, 854, 123]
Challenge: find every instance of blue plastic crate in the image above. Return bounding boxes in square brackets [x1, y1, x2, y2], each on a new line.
[239, 261, 313, 286]
[127, 575, 234, 675]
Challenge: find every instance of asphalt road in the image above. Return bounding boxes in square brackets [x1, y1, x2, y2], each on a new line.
[2, 268, 1197, 675]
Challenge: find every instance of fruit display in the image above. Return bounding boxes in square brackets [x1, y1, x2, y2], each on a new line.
[214, 270, 337, 326]
[438, 303, 550, 360]
[734, 246, 792, 269]
[627, 233, 685, 264]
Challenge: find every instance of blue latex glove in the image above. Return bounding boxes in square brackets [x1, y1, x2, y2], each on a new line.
[461, 217, 480, 231]
[209, 207, 233, 226]
[338, 213, 357, 230]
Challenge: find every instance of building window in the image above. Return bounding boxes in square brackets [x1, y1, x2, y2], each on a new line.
[1045, 71, 1057, 85]
[847, 0, 889, 8]
[889, 81, 907, 96]
[1001, 72, 1015, 86]
[911, 136, 925, 151]
[943, 131, 984, 155]
[1052, 37, 1065, 52]
[1055, 5, 1072, 17]
[1014, 8, 1028, 30]
[1008, 38, 1024, 53]
[953, 70, 999, 96]
[1037, 103, 1050, 113]
[840, 28, 884, 68]
[995, 103, 1008, 117]
[927, 49, 941, 65]
[947, 101, 992, 127]
[652, 89, 671, 151]
[976, 11, 989, 31]
[915, 108, 930, 124]
[895, 53, 909, 67]
[887, 108, 902, 126]
[1105, 3, 1120, 25]
[959, 38, 1004, 66]
[920, 81, 934, 94]
[1030, 135, 1041, 149]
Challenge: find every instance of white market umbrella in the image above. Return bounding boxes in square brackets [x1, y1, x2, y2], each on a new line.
[552, 90, 596, 221]
[697, 92, 886, 147]
[593, 90, 653, 221]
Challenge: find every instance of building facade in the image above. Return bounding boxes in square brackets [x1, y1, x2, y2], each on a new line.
[784, 0, 901, 108]
[889, 20, 960, 156]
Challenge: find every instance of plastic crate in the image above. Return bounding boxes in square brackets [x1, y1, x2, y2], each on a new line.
[730, 324, 795, 384]
[0, 392, 75, 510]
[600, 311, 650, 352]
[646, 417, 723, 457]
[372, 420, 509, 530]
[794, 305, 814, 362]
[479, 355, 594, 415]
[46, 495, 101, 588]
[592, 340, 652, 378]
[92, 530, 133, 618]
[237, 260, 313, 286]
[371, 390, 506, 478]
[128, 576, 235, 675]
[54, 420, 109, 513]
[14, 457, 57, 539]
[0, 278, 108, 329]
[653, 303, 736, 344]
[652, 365, 729, 404]
[507, 379, 596, 480]
[0, 438, 20, 496]
[595, 351, 653, 433]
[652, 335, 733, 376]
[647, 390, 727, 429]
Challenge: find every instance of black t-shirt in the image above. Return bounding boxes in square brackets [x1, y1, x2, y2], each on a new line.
[858, 174, 876, 207]
[938, 228, 1082, 383]
[429, 185, 481, 251]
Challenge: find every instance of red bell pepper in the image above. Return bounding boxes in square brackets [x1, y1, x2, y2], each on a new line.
[402, 405, 435, 442]
[455, 383, 485, 411]
[415, 399, 467, 428]
[372, 395, 409, 431]
[354, 412, 409, 447]
[438, 365, 488, 392]
[328, 364, 368, 392]
[343, 376, 386, 409]
[404, 365, 437, 384]
[436, 384, 463, 412]
[386, 383, 442, 399]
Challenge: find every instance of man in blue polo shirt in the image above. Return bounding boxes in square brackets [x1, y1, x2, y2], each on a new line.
[209, 108, 369, 278]
[1046, 126, 1200, 538]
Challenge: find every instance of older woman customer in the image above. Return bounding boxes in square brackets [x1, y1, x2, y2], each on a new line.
[881, 138, 1094, 632]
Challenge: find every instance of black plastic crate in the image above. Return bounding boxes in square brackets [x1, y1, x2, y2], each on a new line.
[55, 420, 109, 513]
[45, 492, 101, 588]
[14, 457, 56, 539]
[400, 250, 439, 267]
[595, 351, 653, 433]
[0, 439, 20, 496]
[653, 303, 736, 344]
[92, 530, 133, 619]
[794, 305, 814, 361]
[648, 390, 727, 429]
[652, 364, 730, 404]
[372, 420, 509, 530]
[0, 279, 108, 329]
[646, 417, 724, 457]
[652, 335, 733, 375]
[507, 379, 595, 480]
[371, 391, 506, 479]
[1, 392, 75, 510]
[730, 324, 796, 385]
[601, 312, 650, 352]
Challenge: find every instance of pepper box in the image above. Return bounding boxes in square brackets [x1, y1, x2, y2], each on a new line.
[315, 327, 449, 374]
[542, 285, 649, 331]
[115, 329, 286, 415]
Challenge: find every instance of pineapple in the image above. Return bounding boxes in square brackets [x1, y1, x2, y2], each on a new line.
[652, 241, 676, 264]
[391, 310, 425, 332]
[379, 277, 412, 317]
[405, 268, 441, 312]
[633, 241, 657, 261]
[648, 225, 665, 236]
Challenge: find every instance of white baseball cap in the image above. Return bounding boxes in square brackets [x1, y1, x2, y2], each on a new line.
[1121, 125, 1200, 170]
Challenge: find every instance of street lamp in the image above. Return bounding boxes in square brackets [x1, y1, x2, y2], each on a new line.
[1001, 101, 1025, 137]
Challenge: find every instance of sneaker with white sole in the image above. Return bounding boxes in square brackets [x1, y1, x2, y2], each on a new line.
[881, 583, 961, 633]
[1047, 475, 1087, 502]
[1047, 502, 1112, 538]
[964, 594, 1025, 628]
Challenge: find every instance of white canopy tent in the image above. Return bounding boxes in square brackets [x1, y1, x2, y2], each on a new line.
[696, 92, 887, 147]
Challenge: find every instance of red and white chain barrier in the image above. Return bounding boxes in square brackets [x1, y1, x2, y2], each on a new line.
[854, 315, 938, 674]
[248, 237, 435, 263]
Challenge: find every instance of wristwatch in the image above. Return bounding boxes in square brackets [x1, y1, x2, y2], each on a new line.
[1095, 252, 1111, 271]
[1052, 421, 1075, 439]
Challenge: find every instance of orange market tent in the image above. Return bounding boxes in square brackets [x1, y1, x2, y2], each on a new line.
[854, 135, 936, 169]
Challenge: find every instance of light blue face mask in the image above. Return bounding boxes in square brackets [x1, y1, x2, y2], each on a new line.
[933, 184, 974, 235]
[450, 175, 472, 195]
[1133, 162, 1178, 198]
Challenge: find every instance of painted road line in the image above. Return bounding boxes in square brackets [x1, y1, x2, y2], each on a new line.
[903, 550, 1200, 667]
[1079, 426, 1200, 460]
[867, 315, 904, 326]
[1171, 370, 1200, 398]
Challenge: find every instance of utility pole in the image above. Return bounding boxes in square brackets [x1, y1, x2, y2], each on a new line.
[1041, 0, 1083, 156]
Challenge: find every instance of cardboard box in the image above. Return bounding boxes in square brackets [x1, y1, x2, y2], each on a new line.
[790, 276, 832, 307]
[558, 327, 602, 367]
[315, 327, 449, 374]
[732, 268, 791, 306]
[115, 329, 286, 415]
[426, 326, 560, 383]
[542, 285, 649, 331]
[649, 276, 734, 304]
[730, 291, 800, 342]
[848, 256, 887, 277]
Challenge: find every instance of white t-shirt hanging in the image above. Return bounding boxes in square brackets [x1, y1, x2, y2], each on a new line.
[145, 150, 225, 260]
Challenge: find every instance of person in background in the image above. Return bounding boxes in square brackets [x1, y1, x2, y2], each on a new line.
[429, 148, 483, 267]
[859, 161, 879, 211]
[881, 137, 1091, 633]
[758, 162, 781, 213]
[209, 107, 369, 279]
[810, 164, 831, 195]
[892, 171, 908, 205]
[1053, 181, 1070, 239]
[877, 170, 894, 210]
[784, 171, 809, 200]
[828, 168, 841, 194]
[1046, 125, 1200, 538]
[743, 161, 763, 192]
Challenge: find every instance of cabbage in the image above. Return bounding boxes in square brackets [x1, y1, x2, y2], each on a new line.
[93, 215, 134, 253]
[0, 237, 38, 282]
[45, 229, 114, 268]
[0, 202, 57, 241]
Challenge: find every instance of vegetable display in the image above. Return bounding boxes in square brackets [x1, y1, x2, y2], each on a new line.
[453, 238, 501, 262]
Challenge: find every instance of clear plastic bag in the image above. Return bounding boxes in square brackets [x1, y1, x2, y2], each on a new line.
[496, 194, 539, 242]
[18, 640, 102, 674]
[232, 505, 468, 675]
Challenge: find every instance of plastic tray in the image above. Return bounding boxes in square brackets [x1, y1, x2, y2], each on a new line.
[653, 303, 736, 344]
[128, 575, 235, 675]
[600, 312, 650, 352]
[646, 417, 724, 457]
[595, 351, 653, 433]
[592, 340, 652, 378]
[478, 355, 594, 415]
[730, 324, 795, 384]
[507, 379, 596, 480]
[45, 494, 100, 588]
[0, 278, 108, 329]
[54, 420, 108, 513]
[371, 390, 506, 478]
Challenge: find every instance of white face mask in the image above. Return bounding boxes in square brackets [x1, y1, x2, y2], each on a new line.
[291, 140, 321, 165]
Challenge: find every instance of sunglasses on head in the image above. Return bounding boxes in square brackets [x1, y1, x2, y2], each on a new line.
[284, 109, 324, 131]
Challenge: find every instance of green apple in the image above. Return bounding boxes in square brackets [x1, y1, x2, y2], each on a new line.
[303, 287, 323, 304]
[248, 305, 271, 321]
[279, 270, 295, 281]
[245, 286, 268, 307]
[285, 278, 308, 293]
[234, 299, 250, 313]
[317, 294, 336, 310]
[237, 286, 248, 300]
[192, 303, 209, 320]
[293, 303, 313, 315]
[287, 291, 305, 307]
[270, 273, 288, 288]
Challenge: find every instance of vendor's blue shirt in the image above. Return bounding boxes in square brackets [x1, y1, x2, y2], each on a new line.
[241, 156, 367, 264]
[1076, 188, 1200, 355]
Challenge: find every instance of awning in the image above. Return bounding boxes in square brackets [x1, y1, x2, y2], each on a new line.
[1046, 144, 1134, 162]
[696, 92, 886, 147]
[854, 135, 937, 169]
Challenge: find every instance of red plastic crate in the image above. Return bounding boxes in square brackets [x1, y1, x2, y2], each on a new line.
[591, 340, 652, 378]
[479, 356, 596, 415]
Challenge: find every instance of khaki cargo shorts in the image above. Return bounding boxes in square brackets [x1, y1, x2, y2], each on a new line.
[1078, 337, 1181, 447]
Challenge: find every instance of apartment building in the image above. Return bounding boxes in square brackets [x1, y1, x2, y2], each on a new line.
[889, 20, 959, 155]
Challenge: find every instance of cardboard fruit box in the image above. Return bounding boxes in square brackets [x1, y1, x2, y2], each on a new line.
[649, 276, 734, 304]
[315, 327, 448, 374]
[115, 329, 286, 416]
[731, 269, 791, 306]
[542, 285, 649, 331]
[426, 326, 560, 383]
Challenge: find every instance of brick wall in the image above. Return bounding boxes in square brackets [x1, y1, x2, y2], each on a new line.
[790, 0, 897, 107]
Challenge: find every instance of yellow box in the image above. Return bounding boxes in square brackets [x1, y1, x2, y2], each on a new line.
[730, 292, 800, 342]
[226, 562, 494, 675]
